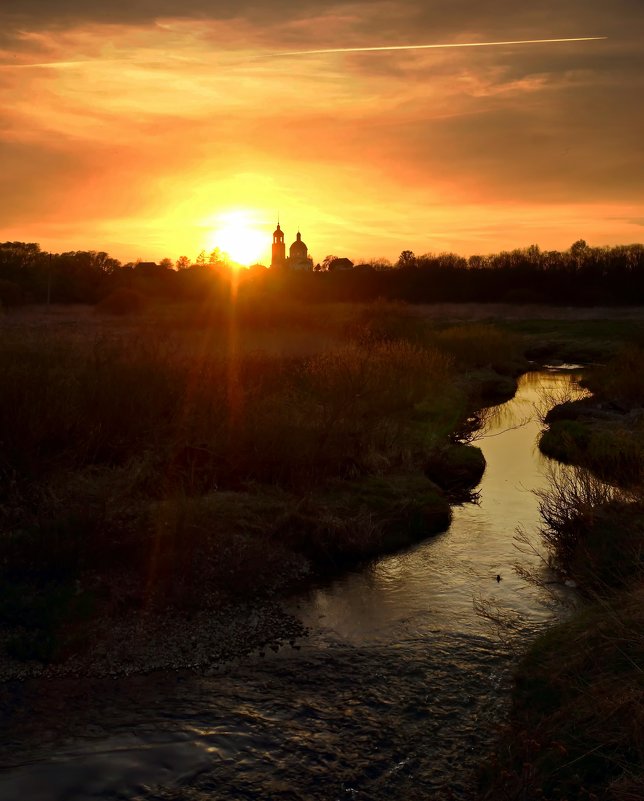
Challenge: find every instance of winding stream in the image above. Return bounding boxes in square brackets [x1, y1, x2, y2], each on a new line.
[0, 370, 582, 801]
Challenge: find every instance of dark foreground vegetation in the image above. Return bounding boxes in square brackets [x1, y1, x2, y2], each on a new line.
[3, 289, 644, 797]
[1, 239, 644, 309]
[0, 300, 526, 672]
[481, 345, 644, 800]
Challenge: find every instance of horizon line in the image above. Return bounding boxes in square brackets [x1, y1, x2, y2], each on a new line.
[273, 36, 608, 57]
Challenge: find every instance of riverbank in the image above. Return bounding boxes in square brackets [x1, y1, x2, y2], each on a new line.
[0, 368, 581, 801]
[481, 346, 644, 800]
[0, 301, 523, 679]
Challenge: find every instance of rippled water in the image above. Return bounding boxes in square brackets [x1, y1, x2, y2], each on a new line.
[0, 370, 582, 801]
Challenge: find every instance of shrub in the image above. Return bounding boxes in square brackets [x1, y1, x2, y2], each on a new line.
[534, 465, 642, 594]
[96, 288, 146, 315]
[0, 279, 22, 307]
[424, 443, 486, 495]
[539, 419, 591, 462]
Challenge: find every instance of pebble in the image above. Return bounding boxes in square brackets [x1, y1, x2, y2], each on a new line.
[0, 602, 308, 683]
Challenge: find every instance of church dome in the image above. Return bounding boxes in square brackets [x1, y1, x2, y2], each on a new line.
[290, 231, 307, 253]
[273, 223, 284, 238]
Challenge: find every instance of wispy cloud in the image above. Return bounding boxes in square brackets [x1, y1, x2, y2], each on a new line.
[0, 3, 641, 261]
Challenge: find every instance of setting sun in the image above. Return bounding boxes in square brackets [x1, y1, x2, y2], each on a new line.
[2, 1, 644, 795]
[206, 210, 267, 266]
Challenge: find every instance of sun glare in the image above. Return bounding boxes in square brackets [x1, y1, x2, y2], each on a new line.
[206, 210, 267, 266]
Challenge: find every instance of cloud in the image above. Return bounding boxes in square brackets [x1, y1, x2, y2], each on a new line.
[0, 1, 642, 259]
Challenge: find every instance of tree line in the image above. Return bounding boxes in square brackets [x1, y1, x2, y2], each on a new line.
[1, 240, 643, 307]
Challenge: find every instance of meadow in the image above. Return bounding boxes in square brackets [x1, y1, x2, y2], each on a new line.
[3, 296, 644, 796]
[0, 298, 525, 666]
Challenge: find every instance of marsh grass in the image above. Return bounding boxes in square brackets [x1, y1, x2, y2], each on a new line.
[483, 463, 644, 801]
[482, 340, 644, 801]
[0, 303, 512, 662]
[480, 586, 644, 801]
[0, 327, 454, 489]
[344, 299, 428, 347]
[537, 356, 644, 487]
[431, 323, 525, 374]
[529, 466, 642, 595]
[584, 345, 644, 406]
[542, 420, 644, 488]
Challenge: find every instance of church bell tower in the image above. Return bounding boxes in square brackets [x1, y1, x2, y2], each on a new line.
[271, 222, 286, 269]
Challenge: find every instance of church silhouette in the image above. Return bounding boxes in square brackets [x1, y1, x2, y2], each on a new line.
[271, 223, 314, 271]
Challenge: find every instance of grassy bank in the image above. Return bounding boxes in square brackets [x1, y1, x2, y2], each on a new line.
[1, 301, 519, 670]
[539, 345, 644, 486]
[481, 585, 644, 801]
[501, 317, 644, 365]
[483, 344, 644, 801]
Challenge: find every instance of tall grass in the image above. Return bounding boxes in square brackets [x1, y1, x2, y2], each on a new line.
[0, 305, 515, 663]
[431, 323, 524, 373]
[0, 331, 452, 490]
[584, 344, 644, 406]
[344, 299, 427, 347]
[481, 586, 644, 801]
[484, 464, 644, 801]
[483, 341, 644, 801]
[0, 322, 455, 591]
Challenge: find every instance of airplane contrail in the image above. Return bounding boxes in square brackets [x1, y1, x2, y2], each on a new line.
[274, 36, 607, 57]
[0, 36, 606, 71]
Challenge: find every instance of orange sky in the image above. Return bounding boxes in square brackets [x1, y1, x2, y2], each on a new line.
[1, 1, 643, 264]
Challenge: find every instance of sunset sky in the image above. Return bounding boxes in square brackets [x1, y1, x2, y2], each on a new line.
[1, 1, 643, 265]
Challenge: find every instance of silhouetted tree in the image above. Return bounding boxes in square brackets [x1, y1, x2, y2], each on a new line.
[322, 255, 338, 271]
[1, 239, 643, 307]
[397, 250, 417, 268]
[368, 257, 393, 271]
[208, 248, 225, 266]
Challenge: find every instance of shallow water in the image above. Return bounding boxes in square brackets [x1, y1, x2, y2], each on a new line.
[0, 370, 582, 801]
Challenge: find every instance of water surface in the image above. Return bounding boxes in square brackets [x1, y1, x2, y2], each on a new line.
[0, 370, 581, 801]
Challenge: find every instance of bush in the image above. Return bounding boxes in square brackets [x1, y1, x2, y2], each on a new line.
[96, 288, 146, 315]
[539, 419, 591, 462]
[534, 466, 642, 594]
[0, 279, 22, 307]
[424, 443, 486, 494]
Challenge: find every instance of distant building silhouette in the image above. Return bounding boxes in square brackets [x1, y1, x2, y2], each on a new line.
[271, 223, 313, 271]
[271, 223, 286, 269]
[327, 257, 354, 271]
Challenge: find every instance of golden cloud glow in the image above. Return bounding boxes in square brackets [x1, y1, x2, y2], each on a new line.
[0, 6, 641, 262]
